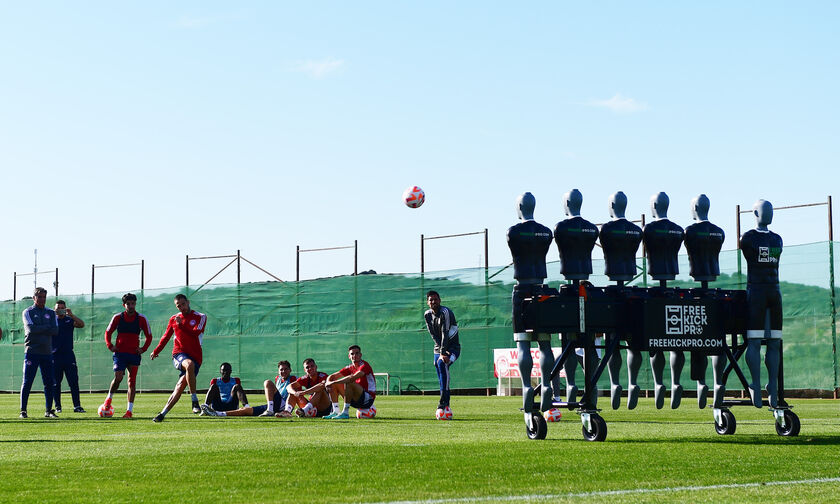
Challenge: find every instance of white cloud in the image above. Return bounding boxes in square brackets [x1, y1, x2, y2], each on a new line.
[293, 58, 345, 79]
[588, 93, 648, 113]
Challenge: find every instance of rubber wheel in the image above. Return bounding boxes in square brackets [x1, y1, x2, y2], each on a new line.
[581, 413, 608, 442]
[775, 410, 800, 437]
[715, 409, 736, 435]
[526, 413, 547, 440]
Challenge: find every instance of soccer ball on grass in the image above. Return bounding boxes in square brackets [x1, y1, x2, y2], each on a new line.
[356, 406, 377, 419]
[435, 406, 452, 420]
[98, 403, 114, 418]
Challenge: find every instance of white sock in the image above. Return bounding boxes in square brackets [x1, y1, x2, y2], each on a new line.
[284, 402, 293, 413]
[341, 403, 349, 414]
[331, 402, 339, 414]
[244, 404, 250, 408]
[218, 411, 227, 417]
[106, 393, 113, 400]
[127, 402, 134, 413]
[267, 400, 274, 412]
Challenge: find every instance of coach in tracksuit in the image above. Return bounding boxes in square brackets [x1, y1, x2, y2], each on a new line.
[20, 287, 59, 418]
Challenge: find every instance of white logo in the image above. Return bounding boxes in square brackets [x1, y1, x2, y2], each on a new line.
[758, 246, 770, 262]
[189, 320, 196, 326]
[665, 305, 708, 335]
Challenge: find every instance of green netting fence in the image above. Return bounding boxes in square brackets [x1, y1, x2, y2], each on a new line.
[0, 242, 837, 394]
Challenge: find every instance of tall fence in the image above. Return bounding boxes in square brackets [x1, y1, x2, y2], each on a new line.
[0, 242, 836, 394]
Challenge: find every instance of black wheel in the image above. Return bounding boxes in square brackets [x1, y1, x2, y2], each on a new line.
[775, 410, 800, 437]
[581, 413, 608, 442]
[526, 412, 547, 440]
[715, 409, 736, 435]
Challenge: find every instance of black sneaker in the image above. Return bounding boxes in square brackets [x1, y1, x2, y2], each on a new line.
[19, 411, 27, 419]
[152, 413, 165, 423]
[74, 406, 86, 413]
[45, 410, 59, 418]
[55, 407, 62, 413]
[191, 400, 201, 414]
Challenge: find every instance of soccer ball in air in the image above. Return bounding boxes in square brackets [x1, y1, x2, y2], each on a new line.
[356, 406, 377, 419]
[98, 403, 114, 418]
[435, 406, 452, 420]
[543, 408, 563, 422]
[403, 186, 425, 208]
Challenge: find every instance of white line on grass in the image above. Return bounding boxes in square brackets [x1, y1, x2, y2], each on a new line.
[373, 477, 840, 504]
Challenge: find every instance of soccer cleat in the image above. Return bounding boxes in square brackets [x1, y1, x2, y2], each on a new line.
[200, 404, 218, 417]
[192, 400, 201, 414]
[331, 412, 350, 420]
[19, 411, 28, 419]
[323, 412, 337, 419]
[74, 406, 86, 413]
[258, 408, 275, 417]
[276, 410, 293, 418]
[295, 408, 305, 418]
[122, 411, 133, 419]
[45, 410, 59, 418]
[152, 413, 165, 423]
[55, 407, 62, 413]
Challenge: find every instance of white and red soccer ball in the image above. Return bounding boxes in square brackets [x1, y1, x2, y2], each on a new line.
[98, 403, 114, 418]
[403, 186, 425, 208]
[435, 406, 452, 420]
[543, 408, 563, 422]
[356, 405, 377, 419]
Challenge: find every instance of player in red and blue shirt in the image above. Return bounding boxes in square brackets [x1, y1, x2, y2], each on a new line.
[324, 345, 376, 419]
[150, 294, 207, 422]
[288, 358, 332, 418]
[101, 293, 153, 418]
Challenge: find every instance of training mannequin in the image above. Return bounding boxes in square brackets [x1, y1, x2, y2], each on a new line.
[599, 191, 644, 409]
[507, 192, 560, 425]
[740, 199, 783, 408]
[553, 189, 599, 405]
[684, 194, 725, 409]
[642, 192, 685, 409]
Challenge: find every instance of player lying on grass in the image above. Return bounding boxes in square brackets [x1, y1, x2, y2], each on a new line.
[202, 362, 250, 413]
[287, 358, 333, 417]
[201, 360, 297, 417]
[324, 345, 376, 419]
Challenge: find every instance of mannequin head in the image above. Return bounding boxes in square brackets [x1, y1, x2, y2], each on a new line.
[650, 192, 669, 219]
[564, 189, 583, 217]
[517, 192, 536, 220]
[691, 194, 710, 221]
[609, 191, 627, 219]
[753, 199, 773, 230]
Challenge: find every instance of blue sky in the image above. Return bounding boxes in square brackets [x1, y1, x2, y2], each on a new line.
[1, 2, 837, 299]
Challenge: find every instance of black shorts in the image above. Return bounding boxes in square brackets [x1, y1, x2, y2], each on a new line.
[747, 285, 783, 332]
[349, 391, 375, 409]
[211, 397, 239, 412]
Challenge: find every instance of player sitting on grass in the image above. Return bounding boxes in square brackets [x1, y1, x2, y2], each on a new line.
[287, 358, 333, 418]
[201, 360, 297, 418]
[202, 362, 249, 413]
[324, 345, 376, 419]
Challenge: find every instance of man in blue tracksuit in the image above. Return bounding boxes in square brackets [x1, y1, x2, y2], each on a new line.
[52, 300, 86, 413]
[21, 287, 59, 418]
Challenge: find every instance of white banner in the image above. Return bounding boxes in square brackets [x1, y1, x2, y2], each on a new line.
[493, 347, 565, 379]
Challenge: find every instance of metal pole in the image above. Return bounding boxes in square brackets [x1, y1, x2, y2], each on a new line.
[827, 195, 837, 397]
[186, 255, 190, 287]
[237, 250, 241, 284]
[54, 268, 59, 296]
[484, 228, 489, 271]
[13, 272, 16, 301]
[91, 264, 95, 296]
[736, 204, 742, 280]
[640, 214, 647, 287]
[354, 240, 358, 275]
[296, 246, 300, 282]
[141, 260, 145, 290]
[420, 234, 425, 273]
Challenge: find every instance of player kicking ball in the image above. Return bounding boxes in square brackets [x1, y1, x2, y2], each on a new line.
[324, 345, 377, 419]
[150, 294, 206, 422]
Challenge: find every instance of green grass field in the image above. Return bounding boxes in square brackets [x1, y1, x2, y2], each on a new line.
[0, 393, 838, 503]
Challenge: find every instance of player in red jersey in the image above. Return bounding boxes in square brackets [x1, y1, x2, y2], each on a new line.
[287, 358, 333, 418]
[150, 294, 206, 422]
[101, 293, 153, 419]
[324, 345, 376, 419]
